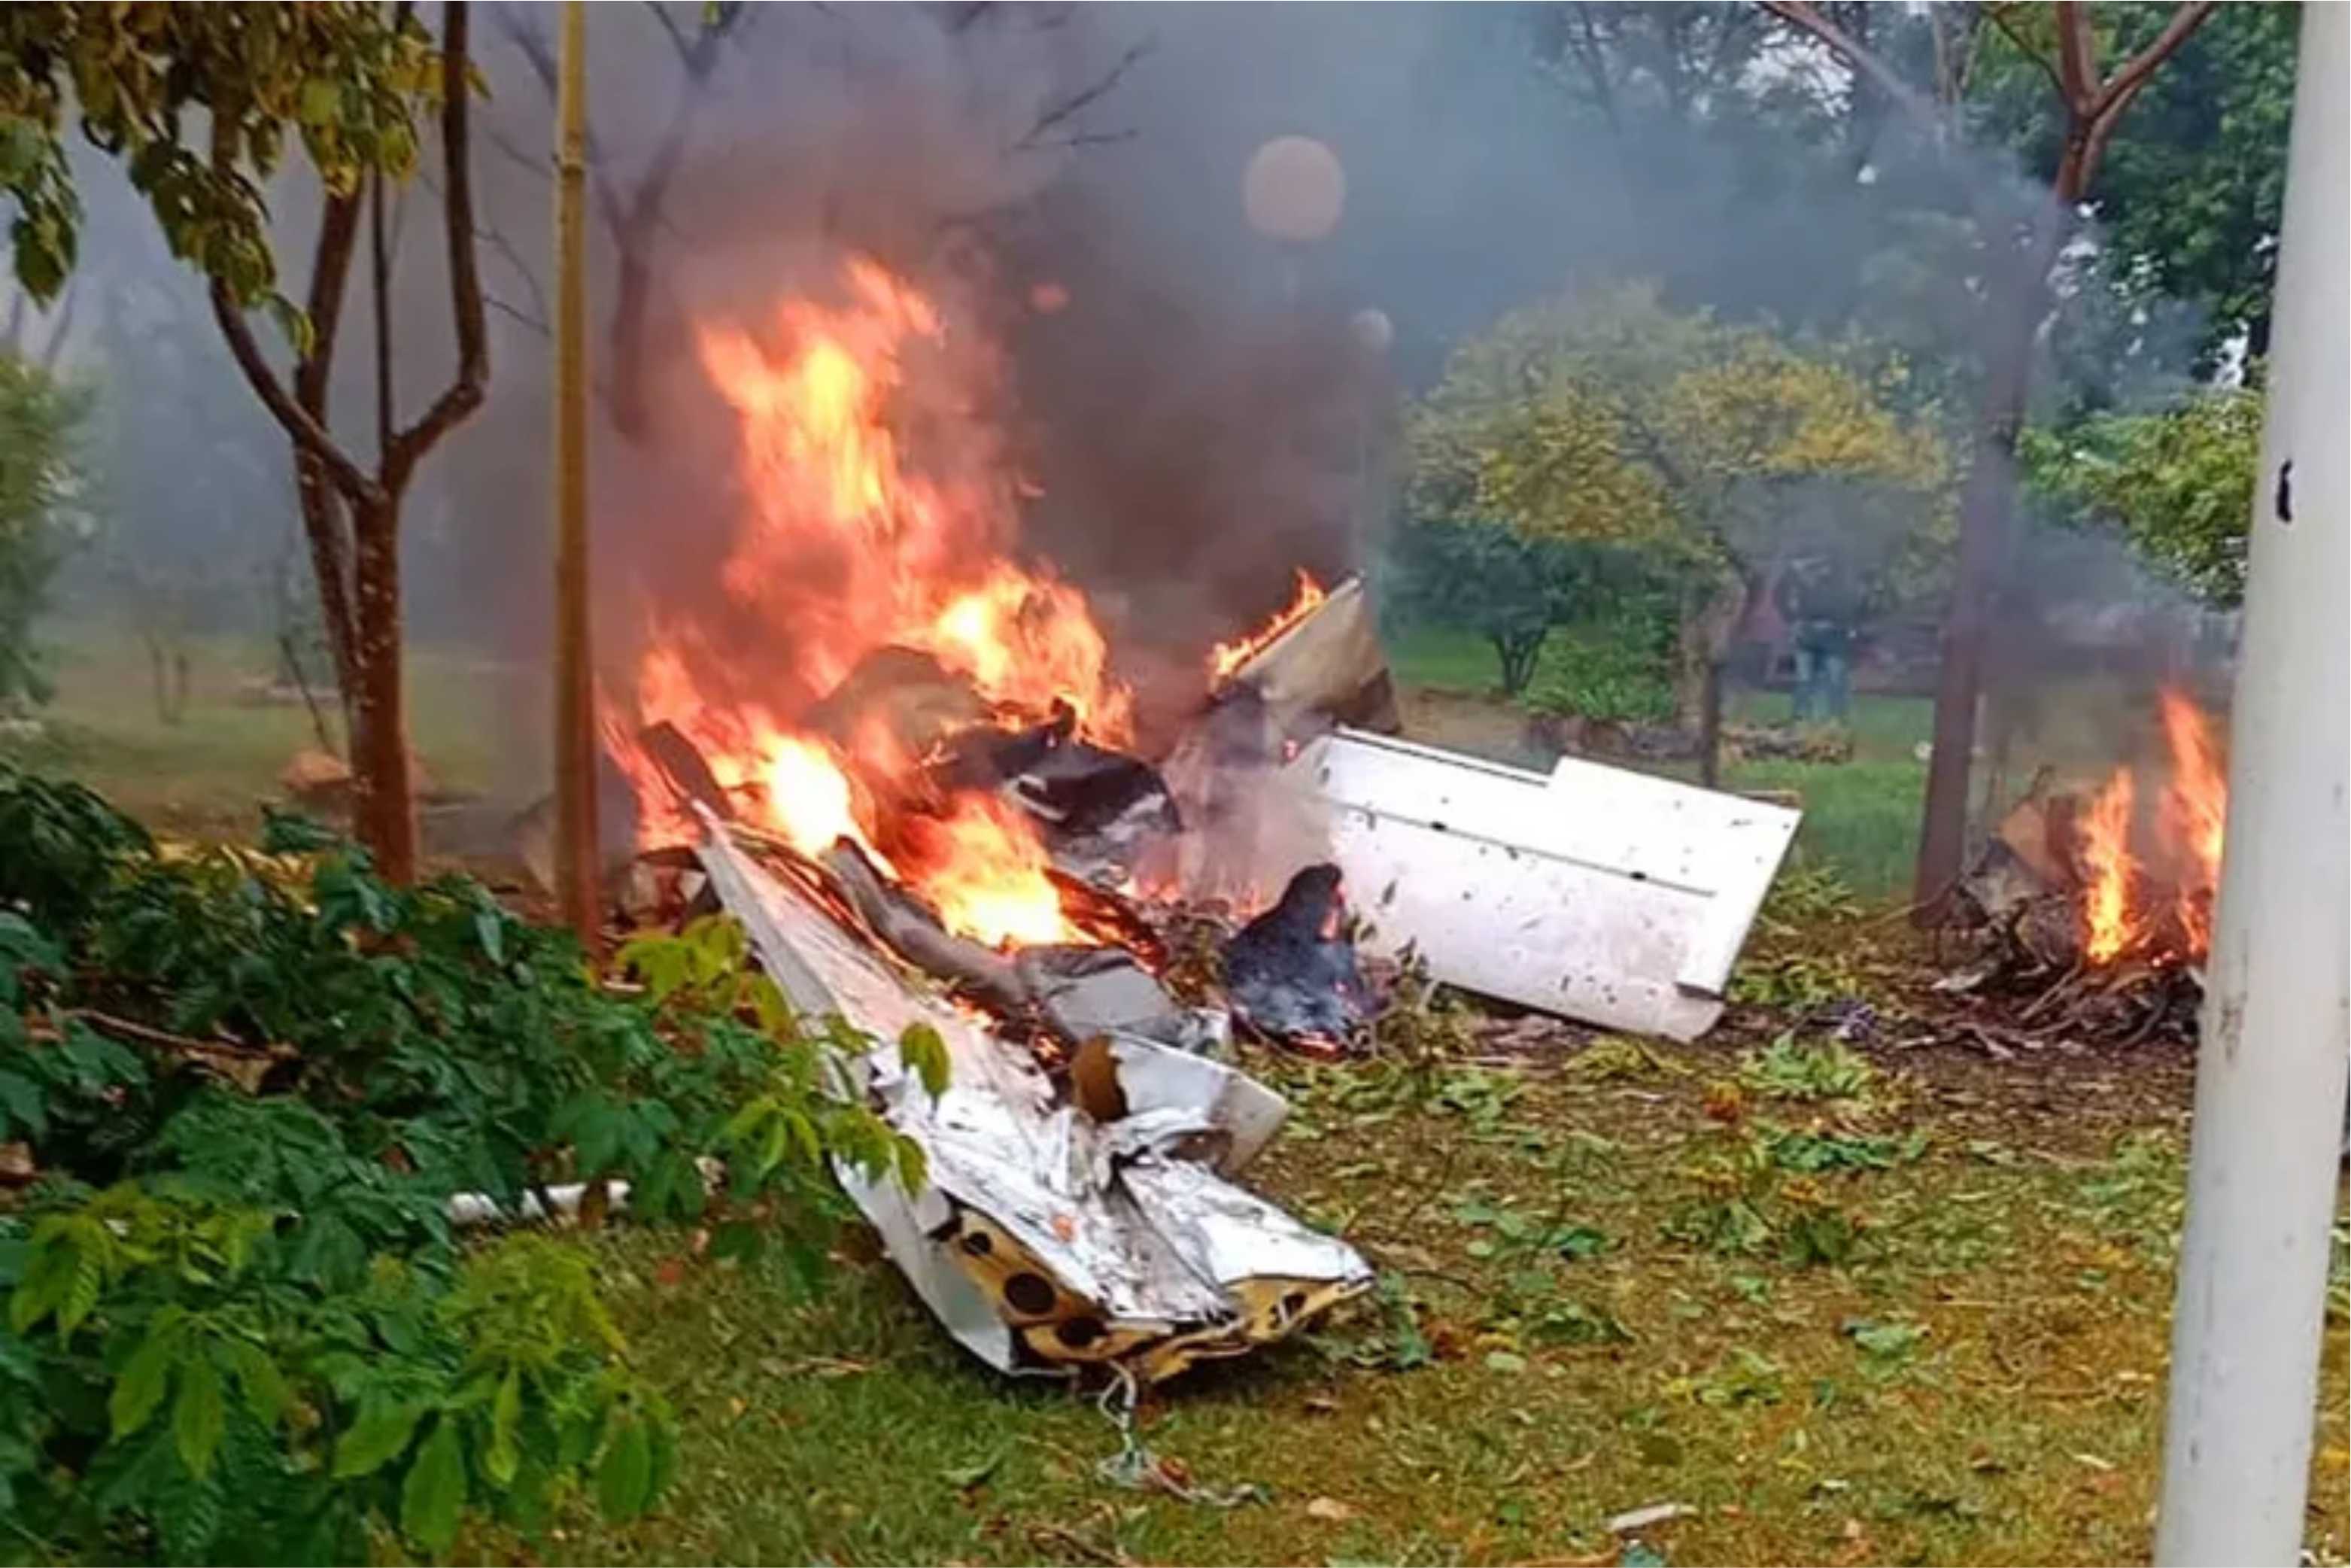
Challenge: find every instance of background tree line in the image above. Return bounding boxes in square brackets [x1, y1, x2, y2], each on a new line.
[1389, 1, 2282, 892]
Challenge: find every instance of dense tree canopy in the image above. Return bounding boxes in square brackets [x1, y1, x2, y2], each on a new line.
[1967, 1, 2298, 368]
[1408, 281, 1948, 586]
[2020, 382, 2261, 608]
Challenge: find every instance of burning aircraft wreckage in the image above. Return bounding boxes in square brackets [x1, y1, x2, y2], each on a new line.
[569, 258, 1803, 1381]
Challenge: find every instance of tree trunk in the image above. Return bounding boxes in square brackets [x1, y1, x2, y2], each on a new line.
[1495, 631, 1546, 697]
[607, 242, 652, 443]
[1675, 571, 1746, 732]
[348, 500, 416, 883]
[1698, 658, 1724, 788]
[144, 636, 175, 725]
[289, 189, 366, 714]
[294, 472, 360, 731]
[280, 630, 339, 757]
[1912, 198, 2076, 912]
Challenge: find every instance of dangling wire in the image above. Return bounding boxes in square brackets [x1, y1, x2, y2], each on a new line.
[1091, 1363, 1266, 1509]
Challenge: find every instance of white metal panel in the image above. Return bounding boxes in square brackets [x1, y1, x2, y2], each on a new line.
[1274, 730, 1801, 1041]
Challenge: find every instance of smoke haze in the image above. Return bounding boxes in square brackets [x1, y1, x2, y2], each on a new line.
[11, 2, 2245, 799]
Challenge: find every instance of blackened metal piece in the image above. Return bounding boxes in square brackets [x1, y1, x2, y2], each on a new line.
[1223, 864, 1370, 1047]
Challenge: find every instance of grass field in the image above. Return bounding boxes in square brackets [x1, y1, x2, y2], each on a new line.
[1386, 620, 1936, 898]
[0, 618, 536, 838]
[506, 1031, 2349, 1567]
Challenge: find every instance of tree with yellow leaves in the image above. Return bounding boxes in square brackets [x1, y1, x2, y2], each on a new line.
[1408, 281, 1950, 764]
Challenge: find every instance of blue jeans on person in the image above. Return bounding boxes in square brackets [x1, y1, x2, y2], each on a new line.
[1791, 636, 1851, 722]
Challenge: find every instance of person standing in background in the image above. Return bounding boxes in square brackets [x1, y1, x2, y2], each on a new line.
[1777, 555, 1867, 723]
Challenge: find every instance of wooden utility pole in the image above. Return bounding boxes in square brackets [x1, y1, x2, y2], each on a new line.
[552, 0, 599, 946]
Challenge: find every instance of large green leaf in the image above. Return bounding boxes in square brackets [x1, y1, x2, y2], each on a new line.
[333, 1401, 423, 1478]
[400, 1417, 467, 1556]
[595, 1415, 653, 1523]
[484, 1369, 522, 1487]
[108, 1328, 177, 1438]
[170, 1355, 224, 1478]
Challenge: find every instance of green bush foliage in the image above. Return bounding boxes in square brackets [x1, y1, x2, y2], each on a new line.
[0, 766, 924, 1560]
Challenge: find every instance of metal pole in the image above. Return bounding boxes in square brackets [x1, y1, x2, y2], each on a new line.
[2155, 5, 2349, 1562]
[552, 0, 600, 948]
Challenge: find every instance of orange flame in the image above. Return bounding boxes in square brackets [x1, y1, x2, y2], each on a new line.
[2158, 687, 2226, 956]
[896, 792, 1073, 948]
[682, 259, 1130, 741]
[609, 257, 1137, 947]
[1207, 570, 1327, 686]
[2081, 767, 2138, 964]
[757, 733, 886, 866]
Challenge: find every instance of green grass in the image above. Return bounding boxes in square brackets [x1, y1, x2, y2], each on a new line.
[495, 1036, 2349, 1567]
[1385, 621, 1511, 697]
[2, 617, 534, 837]
[1388, 620, 1936, 899]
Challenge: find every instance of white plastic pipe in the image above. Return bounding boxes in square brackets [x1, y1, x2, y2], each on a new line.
[2155, 5, 2351, 1563]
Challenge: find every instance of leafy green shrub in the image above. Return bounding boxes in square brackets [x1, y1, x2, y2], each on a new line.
[1757, 1123, 1925, 1174]
[0, 765, 927, 1560]
[1663, 1131, 1871, 1268]
[1726, 950, 1867, 1009]
[2020, 385, 2260, 608]
[1387, 519, 1676, 700]
[1753, 863, 1865, 934]
[1736, 1035, 1878, 1103]
[1523, 622, 1678, 725]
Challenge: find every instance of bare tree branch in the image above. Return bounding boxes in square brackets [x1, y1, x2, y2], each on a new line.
[209, 278, 386, 512]
[1024, 129, 1139, 153]
[385, 0, 488, 492]
[481, 221, 549, 329]
[2088, 0, 2218, 132]
[1015, 37, 1152, 152]
[200, 132, 381, 515]
[493, 3, 624, 223]
[1757, 0, 1947, 138]
[645, 1, 694, 65]
[293, 194, 362, 427]
[484, 291, 548, 337]
[937, 2, 992, 35]
[645, 0, 744, 78]
[1985, 5, 2067, 103]
[482, 120, 551, 184]
[493, 2, 557, 93]
[371, 169, 394, 463]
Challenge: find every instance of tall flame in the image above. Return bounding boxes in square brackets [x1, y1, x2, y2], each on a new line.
[612, 257, 1132, 947]
[2158, 686, 2226, 956]
[2081, 767, 2138, 964]
[2072, 687, 2228, 967]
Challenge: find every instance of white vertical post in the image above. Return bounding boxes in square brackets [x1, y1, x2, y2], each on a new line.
[2155, 5, 2351, 1564]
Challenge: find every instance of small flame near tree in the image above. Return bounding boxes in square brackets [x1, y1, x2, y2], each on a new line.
[2073, 685, 2228, 966]
[2081, 767, 2139, 964]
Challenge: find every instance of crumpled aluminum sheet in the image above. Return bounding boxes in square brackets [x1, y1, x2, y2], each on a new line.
[694, 816, 1371, 1381]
